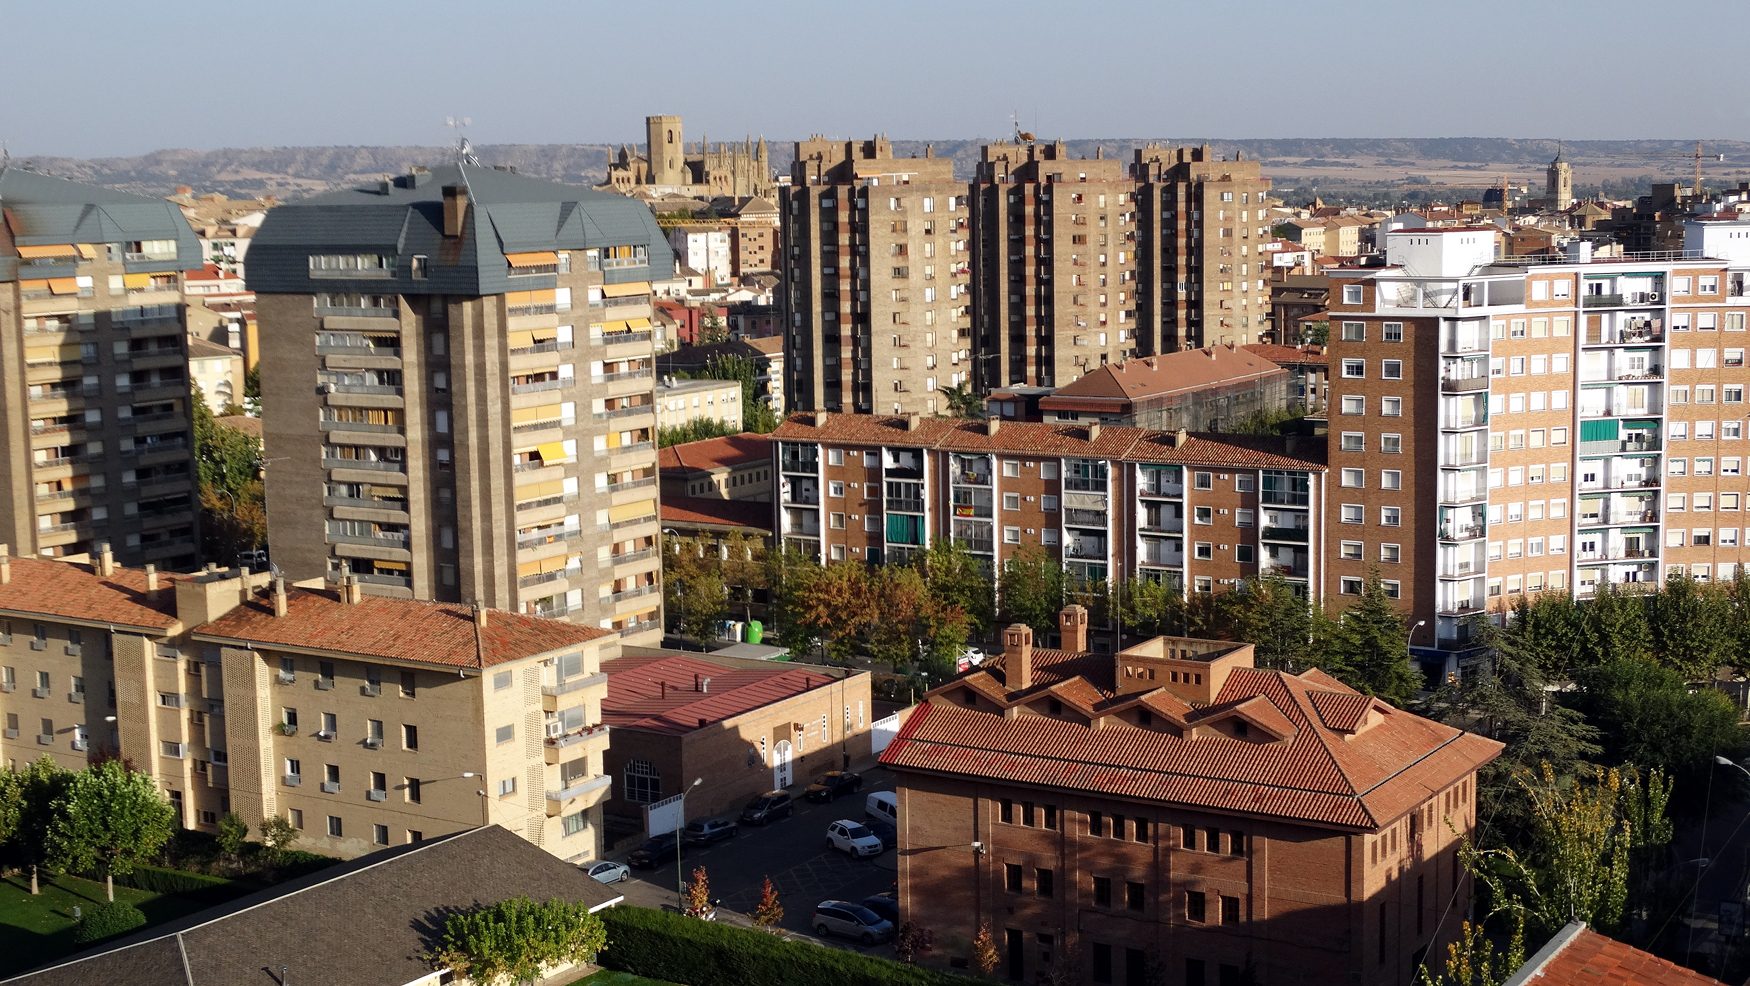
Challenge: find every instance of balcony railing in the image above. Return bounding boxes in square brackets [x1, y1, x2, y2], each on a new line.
[606, 476, 657, 494]
[1439, 525, 1485, 542]
[545, 723, 610, 750]
[1441, 376, 1489, 394]
[1261, 526, 1309, 542]
[545, 773, 613, 804]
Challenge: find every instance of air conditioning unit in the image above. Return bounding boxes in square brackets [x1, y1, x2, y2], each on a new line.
[545, 720, 564, 739]
[1648, 292, 1661, 302]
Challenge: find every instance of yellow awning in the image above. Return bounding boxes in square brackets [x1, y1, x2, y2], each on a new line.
[506, 288, 556, 307]
[623, 317, 652, 330]
[74, 244, 98, 261]
[505, 251, 558, 268]
[517, 558, 544, 578]
[17, 244, 78, 260]
[510, 404, 561, 425]
[540, 554, 569, 574]
[516, 479, 563, 499]
[47, 278, 78, 295]
[505, 329, 536, 349]
[536, 442, 568, 462]
[608, 500, 655, 523]
[123, 273, 153, 289]
[596, 320, 629, 334]
[373, 559, 409, 572]
[516, 555, 569, 577]
[19, 279, 50, 292]
[600, 281, 649, 299]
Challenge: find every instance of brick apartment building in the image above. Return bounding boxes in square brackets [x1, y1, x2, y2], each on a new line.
[781, 139, 1270, 415]
[0, 168, 204, 572]
[247, 164, 671, 643]
[771, 415, 1326, 641]
[883, 609, 1502, 986]
[1322, 220, 1750, 654]
[0, 549, 616, 863]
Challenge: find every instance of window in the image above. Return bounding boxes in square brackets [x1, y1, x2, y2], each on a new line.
[1194, 542, 1213, 560]
[327, 815, 343, 838]
[1003, 492, 1020, 511]
[1342, 358, 1365, 379]
[1382, 359, 1403, 380]
[1382, 434, 1402, 454]
[372, 824, 389, 846]
[1381, 543, 1401, 563]
[1126, 881, 1145, 912]
[828, 480, 844, 498]
[1093, 875, 1113, 906]
[1341, 577, 1364, 595]
[1193, 471, 1213, 490]
[402, 723, 418, 750]
[1341, 432, 1365, 452]
[1341, 503, 1364, 524]
[1186, 890, 1207, 923]
[1383, 322, 1404, 342]
[1341, 468, 1364, 488]
[1194, 506, 1213, 524]
[1381, 469, 1402, 490]
[1221, 895, 1241, 924]
[1382, 397, 1402, 416]
[400, 670, 416, 698]
[1341, 322, 1366, 342]
[1002, 459, 1021, 478]
[1341, 396, 1365, 416]
[1036, 867, 1055, 898]
[497, 777, 517, 797]
[1342, 285, 1363, 304]
[1381, 507, 1402, 527]
[1004, 863, 1023, 893]
[1339, 540, 1363, 560]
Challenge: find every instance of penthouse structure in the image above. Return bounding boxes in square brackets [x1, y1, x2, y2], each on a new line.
[0, 550, 616, 863]
[771, 415, 1326, 643]
[883, 613, 1502, 985]
[781, 139, 1272, 414]
[1323, 221, 1750, 653]
[249, 164, 672, 643]
[0, 168, 203, 572]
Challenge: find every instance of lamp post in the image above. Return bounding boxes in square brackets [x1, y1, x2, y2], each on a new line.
[676, 777, 702, 913]
[1715, 756, 1750, 782]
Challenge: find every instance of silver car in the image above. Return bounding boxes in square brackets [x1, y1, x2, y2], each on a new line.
[812, 899, 894, 944]
[583, 860, 629, 884]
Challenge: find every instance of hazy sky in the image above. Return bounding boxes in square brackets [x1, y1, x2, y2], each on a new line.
[9, 0, 1747, 158]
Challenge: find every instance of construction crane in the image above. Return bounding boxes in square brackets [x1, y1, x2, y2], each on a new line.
[1691, 141, 1725, 197]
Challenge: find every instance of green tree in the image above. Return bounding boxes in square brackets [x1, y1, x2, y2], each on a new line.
[257, 814, 299, 868]
[1579, 583, 1652, 665]
[787, 562, 876, 664]
[427, 896, 608, 986]
[216, 811, 251, 870]
[1649, 573, 1732, 681]
[681, 352, 779, 433]
[684, 865, 713, 919]
[1576, 655, 1744, 783]
[1324, 571, 1419, 706]
[0, 768, 21, 855]
[1417, 917, 1525, 986]
[11, 757, 71, 895]
[914, 540, 995, 638]
[242, 361, 262, 416]
[1226, 576, 1315, 671]
[937, 382, 983, 419]
[997, 548, 1065, 637]
[658, 417, 741, 447]
[698, 312, 730, 345]
[766, 547, 825, 654]
[1723, 568, 1750, 677]
[45, 760, 175, 901]
[191, 386, 266, 564]
[665, 551, 728, 645]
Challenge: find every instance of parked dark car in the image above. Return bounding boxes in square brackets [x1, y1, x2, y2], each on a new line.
[740, 790, 794, 825]
[804, 770, 863, 803]
[682, 817, 738, 845]
[860, 891, 899, 925]
[863, 818, 897, 852]
[627, 832, 678, 869]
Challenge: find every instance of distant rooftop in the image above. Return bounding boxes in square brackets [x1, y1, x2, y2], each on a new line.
[603, 653, 851, 735]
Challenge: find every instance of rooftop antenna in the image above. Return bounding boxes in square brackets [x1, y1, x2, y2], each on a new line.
[1012, 111, 1034, 145]
[446, 116, 478, 167]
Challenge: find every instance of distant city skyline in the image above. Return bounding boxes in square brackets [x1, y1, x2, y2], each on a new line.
[9, 0, 1748, 158]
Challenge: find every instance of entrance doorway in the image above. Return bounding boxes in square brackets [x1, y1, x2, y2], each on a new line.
[773, 739, 793, 788]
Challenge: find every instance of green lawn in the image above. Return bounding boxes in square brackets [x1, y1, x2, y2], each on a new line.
[0, 874, 219, 977]
[572, 970, 683, 986]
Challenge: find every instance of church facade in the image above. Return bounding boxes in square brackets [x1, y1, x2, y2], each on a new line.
[603, 114, 775, 200]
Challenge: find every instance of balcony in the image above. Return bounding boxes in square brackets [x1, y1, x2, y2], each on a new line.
[608, 584, 659, 604]
[1439, 524, 1485, 543]
[1582, 293, 1625, 308]
[544, 724, 610, 763]
[1441, 375, 1489, 394]
[1579, 437, 1661, 457]
[519, 570, 568, 590]
[1064, 508, 1108, 528]
[544, 773, 613, 814]
[1261, 526, 1308, 542]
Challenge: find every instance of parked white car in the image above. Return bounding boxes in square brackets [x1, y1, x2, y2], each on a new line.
[583, 860, 630, 884]
[825, 819, 884, 858]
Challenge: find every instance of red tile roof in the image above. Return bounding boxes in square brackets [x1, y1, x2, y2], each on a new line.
[1243, 343, 1329, 368]
[883, 648, 1500, 830]
[0, 556, 179, 632]
[1514, 923, 1725, 985]
[603, 653, 848, 735]
[660, 496, 772, 532]
[658, 433, 770, 473]
[1043, 347, 1286, 404]
[194, 587, 610, 669]
[771, 415, 1326, 472]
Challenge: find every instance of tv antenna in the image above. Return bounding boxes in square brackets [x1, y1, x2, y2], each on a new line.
[446, 116, 479, 167]
[1011, 111, 1035, 145]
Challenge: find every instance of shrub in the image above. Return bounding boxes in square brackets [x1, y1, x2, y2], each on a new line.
[598, 906, 971, 986]
[72, 901, 146, 945]
[108, 864, 247, 909]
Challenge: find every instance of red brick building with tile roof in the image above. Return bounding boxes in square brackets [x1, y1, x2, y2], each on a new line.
[1036, 346, 1291, 432]
[599, 652, 872, 829]
[881, 608, 1502, 986]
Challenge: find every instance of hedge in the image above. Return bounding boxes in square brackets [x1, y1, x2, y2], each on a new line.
[107, 865, 250, 908]
[72, 901, 146, 945]
[597, 906, 969, 986]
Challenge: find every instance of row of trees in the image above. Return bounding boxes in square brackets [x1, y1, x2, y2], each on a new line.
[0, 759, 174, 901]
[191, 387, 266, 564]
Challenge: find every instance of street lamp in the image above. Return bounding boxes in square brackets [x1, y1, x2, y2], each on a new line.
[676, 777, 702, 913]
[1714, 756, 1750, 782]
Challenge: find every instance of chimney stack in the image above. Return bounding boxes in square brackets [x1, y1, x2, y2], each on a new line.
[0, 544, 10, 586]
[905, 412, 921, 431]
[145, 564, 159, 594]
[474, 603, 488, 628]
[442, 184, 469, 238]
[1087, 422, 1101, 442]
[272, 578, 288, 618]
[985, 417, 1001, 436]
[1058, 604, 1089, 654]
[660, 680, 667, 699]
[1003, 623, 1034, 692]
[341, 576, 363, 605]
[694, 673, 702, 692]
[97, 541, 115, 577]
[701, 677, 711, 693]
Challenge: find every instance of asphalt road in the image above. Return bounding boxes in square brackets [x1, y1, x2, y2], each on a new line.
[608, 771, 900, 952]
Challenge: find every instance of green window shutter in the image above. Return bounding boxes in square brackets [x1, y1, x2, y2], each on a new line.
[1580, 419, 1620, 442]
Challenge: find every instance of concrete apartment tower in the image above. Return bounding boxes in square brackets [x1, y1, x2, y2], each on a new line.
[971, 141, 1140, 389]
[1133, 144, 1273, 352]
[1546, 144, 1574, 211]
[0, 168, 204, 572]
[783, 137, 972, 415]
[249, 164, 672, 643]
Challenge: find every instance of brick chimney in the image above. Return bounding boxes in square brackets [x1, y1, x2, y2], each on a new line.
[97, 541, 115, 577]
[272, 578, 288, 618]
[1058, 604, 1089, 654]
[0, 544, 10, 586]
[442, 184, 469, 238]
[1003, 623, 1034, 692]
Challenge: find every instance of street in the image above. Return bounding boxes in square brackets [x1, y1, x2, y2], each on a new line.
[606, 770, 900, 953]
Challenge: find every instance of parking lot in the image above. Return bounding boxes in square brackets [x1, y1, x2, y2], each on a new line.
[607, 770, 899, 951]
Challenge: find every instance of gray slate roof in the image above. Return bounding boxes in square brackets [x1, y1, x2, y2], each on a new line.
[1, 825, 622, 986]
[0, 167, 201, 282]
[248, 163, 674, 297]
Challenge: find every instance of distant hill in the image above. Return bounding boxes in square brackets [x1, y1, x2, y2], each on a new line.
[12, 138, 1750, 201]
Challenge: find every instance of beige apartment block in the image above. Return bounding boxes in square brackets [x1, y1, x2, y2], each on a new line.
[1134, 145, 1273, 352]
[249, 165, 672, 644]
[0, 169, 204, 572]
[655, 376, 743, 433]
[972, 141, 1140, 388]
[0, 550, 617, 863]
[784, 137, 973, 415]
[1323, 222, 1750, 657]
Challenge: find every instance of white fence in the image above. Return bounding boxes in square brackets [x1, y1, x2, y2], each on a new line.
[871, 707, 912, 756]
[643, 791, 686, 837]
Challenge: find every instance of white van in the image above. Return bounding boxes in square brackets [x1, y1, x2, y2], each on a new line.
[865, 791, 898, 826]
